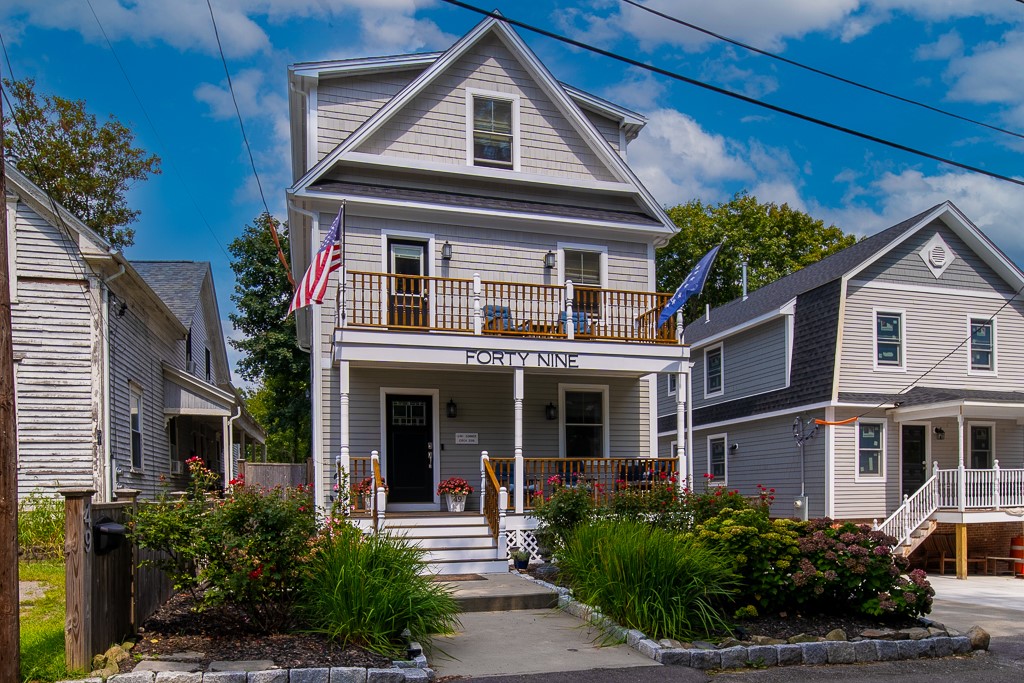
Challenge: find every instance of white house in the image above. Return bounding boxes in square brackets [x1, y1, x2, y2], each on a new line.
[7, 164, 264, 501]
[287, 16, 690, 571]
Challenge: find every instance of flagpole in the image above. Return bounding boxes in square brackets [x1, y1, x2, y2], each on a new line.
[339, 201, 347, 327]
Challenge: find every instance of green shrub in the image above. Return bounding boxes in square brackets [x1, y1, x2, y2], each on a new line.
[201, 481, 318, 632]
[607, 480, 690, 531]
[531, 482, 598, 547]
[557, 519, 737, 640]
[17, 491, 64, 560]
[695, 508, 803, 614]
[791, 519, 933, 619]
[299, 521, 460, 657]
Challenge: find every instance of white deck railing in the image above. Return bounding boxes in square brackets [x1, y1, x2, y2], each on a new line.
[875, 473, 939, 547]
[934, 461, 1024, 511]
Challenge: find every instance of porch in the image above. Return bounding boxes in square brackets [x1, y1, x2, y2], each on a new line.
[340, 269, 677, 344]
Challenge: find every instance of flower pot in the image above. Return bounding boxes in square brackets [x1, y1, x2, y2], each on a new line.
[362, 493, 374, 511]
[513, 557, 529, 570]
[446, 493, 467, 513]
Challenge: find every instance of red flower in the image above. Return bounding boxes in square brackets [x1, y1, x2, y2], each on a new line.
[249, 566, 263, 580]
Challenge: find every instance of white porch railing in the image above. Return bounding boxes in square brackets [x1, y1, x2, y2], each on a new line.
[936, 461, 1024, 511]
[875, 472, 939, 547]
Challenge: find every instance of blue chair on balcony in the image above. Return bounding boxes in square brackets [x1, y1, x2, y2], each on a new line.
[483, 305, 529, 333]
[557, 311, 592, 336]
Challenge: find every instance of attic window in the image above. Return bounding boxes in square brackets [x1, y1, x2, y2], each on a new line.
[469, 92, 517, 169]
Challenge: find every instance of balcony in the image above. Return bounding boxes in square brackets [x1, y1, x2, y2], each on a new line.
[340, 270, 677, 344]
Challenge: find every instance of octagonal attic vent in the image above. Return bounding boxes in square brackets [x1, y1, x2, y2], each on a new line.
[919, 232, 954, 279]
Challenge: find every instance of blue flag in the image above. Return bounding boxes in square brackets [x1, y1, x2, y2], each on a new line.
[657, 244, 722, 328]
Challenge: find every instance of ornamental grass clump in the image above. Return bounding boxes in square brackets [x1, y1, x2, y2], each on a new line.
[300, 521, 460, 657]
[557, 519, 737, 641]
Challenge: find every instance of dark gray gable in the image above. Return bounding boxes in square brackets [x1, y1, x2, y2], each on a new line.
[694, 279, 842, 426]
[684, 205, 941, 345]
[132, 261, 210, 329]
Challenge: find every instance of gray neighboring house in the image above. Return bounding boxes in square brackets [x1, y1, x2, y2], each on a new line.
[655, 201, 1024, 566]
[7, 164, 264, 501]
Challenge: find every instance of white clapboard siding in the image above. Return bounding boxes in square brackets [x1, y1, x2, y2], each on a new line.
[355, 34, 617, 183]
[830, 409, 900, 520]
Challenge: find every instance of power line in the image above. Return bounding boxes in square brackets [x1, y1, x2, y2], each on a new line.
[204, 0, 295, 290]
[439, 0, 1024, 190]
[619, 0, 1024, 142]
[84, 0, 231, 262]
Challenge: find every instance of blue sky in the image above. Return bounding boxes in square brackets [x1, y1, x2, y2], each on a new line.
[3, 1, 1024, 385]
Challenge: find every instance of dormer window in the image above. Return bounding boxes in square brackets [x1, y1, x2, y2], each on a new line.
[468, 91, 517, 169]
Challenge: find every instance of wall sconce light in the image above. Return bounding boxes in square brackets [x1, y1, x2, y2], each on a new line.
[545, 402, 557, 420]
[544, 251, 556, 269]
[441, 241, 453, 261]
[933, 427, 945, 440]
[446, 398, 458, 419]
[730, 443, 739, 452]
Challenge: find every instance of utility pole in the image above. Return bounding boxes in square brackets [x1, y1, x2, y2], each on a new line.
[0, 88, 22, 681]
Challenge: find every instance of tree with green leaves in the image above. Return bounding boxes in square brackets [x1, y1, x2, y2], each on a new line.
[2, 78, 161, 250]
[229, 213, 310, 462]
[656, 193, 857, 322]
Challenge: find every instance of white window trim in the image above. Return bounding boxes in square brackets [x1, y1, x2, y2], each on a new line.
[967, 421, 996, 470]
[558, 383, 610, 459]
[855, 418, 887, 482]
[129, 381, 144, 472]
[378, 387, 441, 511]
[706, 433, 728, 486]
[967, 316, 997, 376]
[667, 373, 677, 397]
[465, 88, 521, 171]
[556, 242, 608, 288]
[898, 421, 930, 496]
[6, 198, 17, 303]
[704, 343, 724, 399]
[380, 230, 437, 328]
[872, 308, 906, 372]
[669, 440, 677, 460]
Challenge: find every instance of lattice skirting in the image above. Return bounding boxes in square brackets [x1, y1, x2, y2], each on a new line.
[505, 529, 541, 561]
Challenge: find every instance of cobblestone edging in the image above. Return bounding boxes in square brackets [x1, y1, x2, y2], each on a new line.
[64, 646, 435, 683]
[524, 576, 984, 671]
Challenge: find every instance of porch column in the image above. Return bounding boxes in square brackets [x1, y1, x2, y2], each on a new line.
[686, 361, 695, 486]
[222, 414, 232, 486]
[955, 523, 968, 580]
[957, 412, 966, 512]
[675, 361, 686, 488]
[513, 366, 525, 514]
[338, 361, 351, 502]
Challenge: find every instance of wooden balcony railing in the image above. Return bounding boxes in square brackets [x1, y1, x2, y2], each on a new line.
[343, 270, 677, 344]
[489, 456, 679, 512]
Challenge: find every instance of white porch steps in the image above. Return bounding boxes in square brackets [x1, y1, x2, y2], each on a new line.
[381, 513, 508, 575]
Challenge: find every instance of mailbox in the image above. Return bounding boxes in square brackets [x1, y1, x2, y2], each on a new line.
[93, 517, 127, 555]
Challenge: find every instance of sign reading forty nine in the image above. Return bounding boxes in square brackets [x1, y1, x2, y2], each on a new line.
[465, 349, 580, 368]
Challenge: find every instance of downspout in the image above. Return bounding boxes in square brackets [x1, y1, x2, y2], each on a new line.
[225, 404, 242, 485]
[101, 262, 126, 500]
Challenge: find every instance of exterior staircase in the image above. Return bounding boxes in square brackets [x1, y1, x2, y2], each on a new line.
[874, 474, 940, 557]
[376, 513, 509, 575]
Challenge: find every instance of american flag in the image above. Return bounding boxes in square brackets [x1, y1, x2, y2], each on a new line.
[288, 206, 344, 314]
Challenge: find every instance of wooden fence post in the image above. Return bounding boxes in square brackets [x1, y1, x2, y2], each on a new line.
[115, 489, 140, 628]
[237, 458, 246, 484]
[61, 488, 95, 671]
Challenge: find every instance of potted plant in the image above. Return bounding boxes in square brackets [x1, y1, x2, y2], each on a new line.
[437, 477, 473, 512]
[355, 477, 387, 511]
[511, 548, 531, 570]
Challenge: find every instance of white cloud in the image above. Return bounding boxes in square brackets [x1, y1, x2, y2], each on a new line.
[944, 31, 1024, 106]
[915, 30, 964, 61]
[599, 69, 666, 112]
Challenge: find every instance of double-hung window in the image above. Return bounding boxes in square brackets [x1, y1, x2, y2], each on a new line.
[563, 389, 605, 458]
[708, 435, 727, 484]
[705, 345, 723, 396]
[970, 318, 994, 372]
[130, 385, 144, 470]
[563, 248, 603, 316]
[857, 421, 884, 477]
[471, 96, 514, 169]
[875, 312, 903, 368]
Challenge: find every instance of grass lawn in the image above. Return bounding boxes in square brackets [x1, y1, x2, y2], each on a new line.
[19, 560, 77, 683]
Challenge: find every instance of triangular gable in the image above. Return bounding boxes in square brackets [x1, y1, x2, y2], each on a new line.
[846, 202, 1024, 293]
[354, 32, 619, 183]
[292, 15, 675, 233]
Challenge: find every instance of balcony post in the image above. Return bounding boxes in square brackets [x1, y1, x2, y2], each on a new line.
[565, 280, 575, 340]
[957, 413, 966, 511]
[338, 265, 347, 327]
[480, 451, 488, 514]
[513, 367, 525, 514]
[473, 273, 482, 335]
[675, 361, 686, 491]
[994, 459, 1001, 509]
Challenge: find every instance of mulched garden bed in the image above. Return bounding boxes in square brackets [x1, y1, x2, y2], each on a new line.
[119, 591, 393, 673]
[735, 613, 923, 641]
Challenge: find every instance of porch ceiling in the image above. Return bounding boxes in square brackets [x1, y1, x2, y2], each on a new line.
[891, 400, 1024, 423]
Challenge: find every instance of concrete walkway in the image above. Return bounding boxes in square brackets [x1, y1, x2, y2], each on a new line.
[430, 573, 660, 678]
[927, 574, 1024, 638]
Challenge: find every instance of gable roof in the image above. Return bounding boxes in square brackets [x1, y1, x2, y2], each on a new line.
[684, 201, 1024, 347]
[289, 14, 675, 234]
[132, 261, 210, 329]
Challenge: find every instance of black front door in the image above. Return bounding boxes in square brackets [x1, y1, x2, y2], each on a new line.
[386, 395, 434, 503]
[901, 425, 927, 498]
[388, 240, 428, 327]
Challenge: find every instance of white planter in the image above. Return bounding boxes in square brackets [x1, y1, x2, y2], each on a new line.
[362, 493, 374, 511]
[446, 493, 467, 513]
